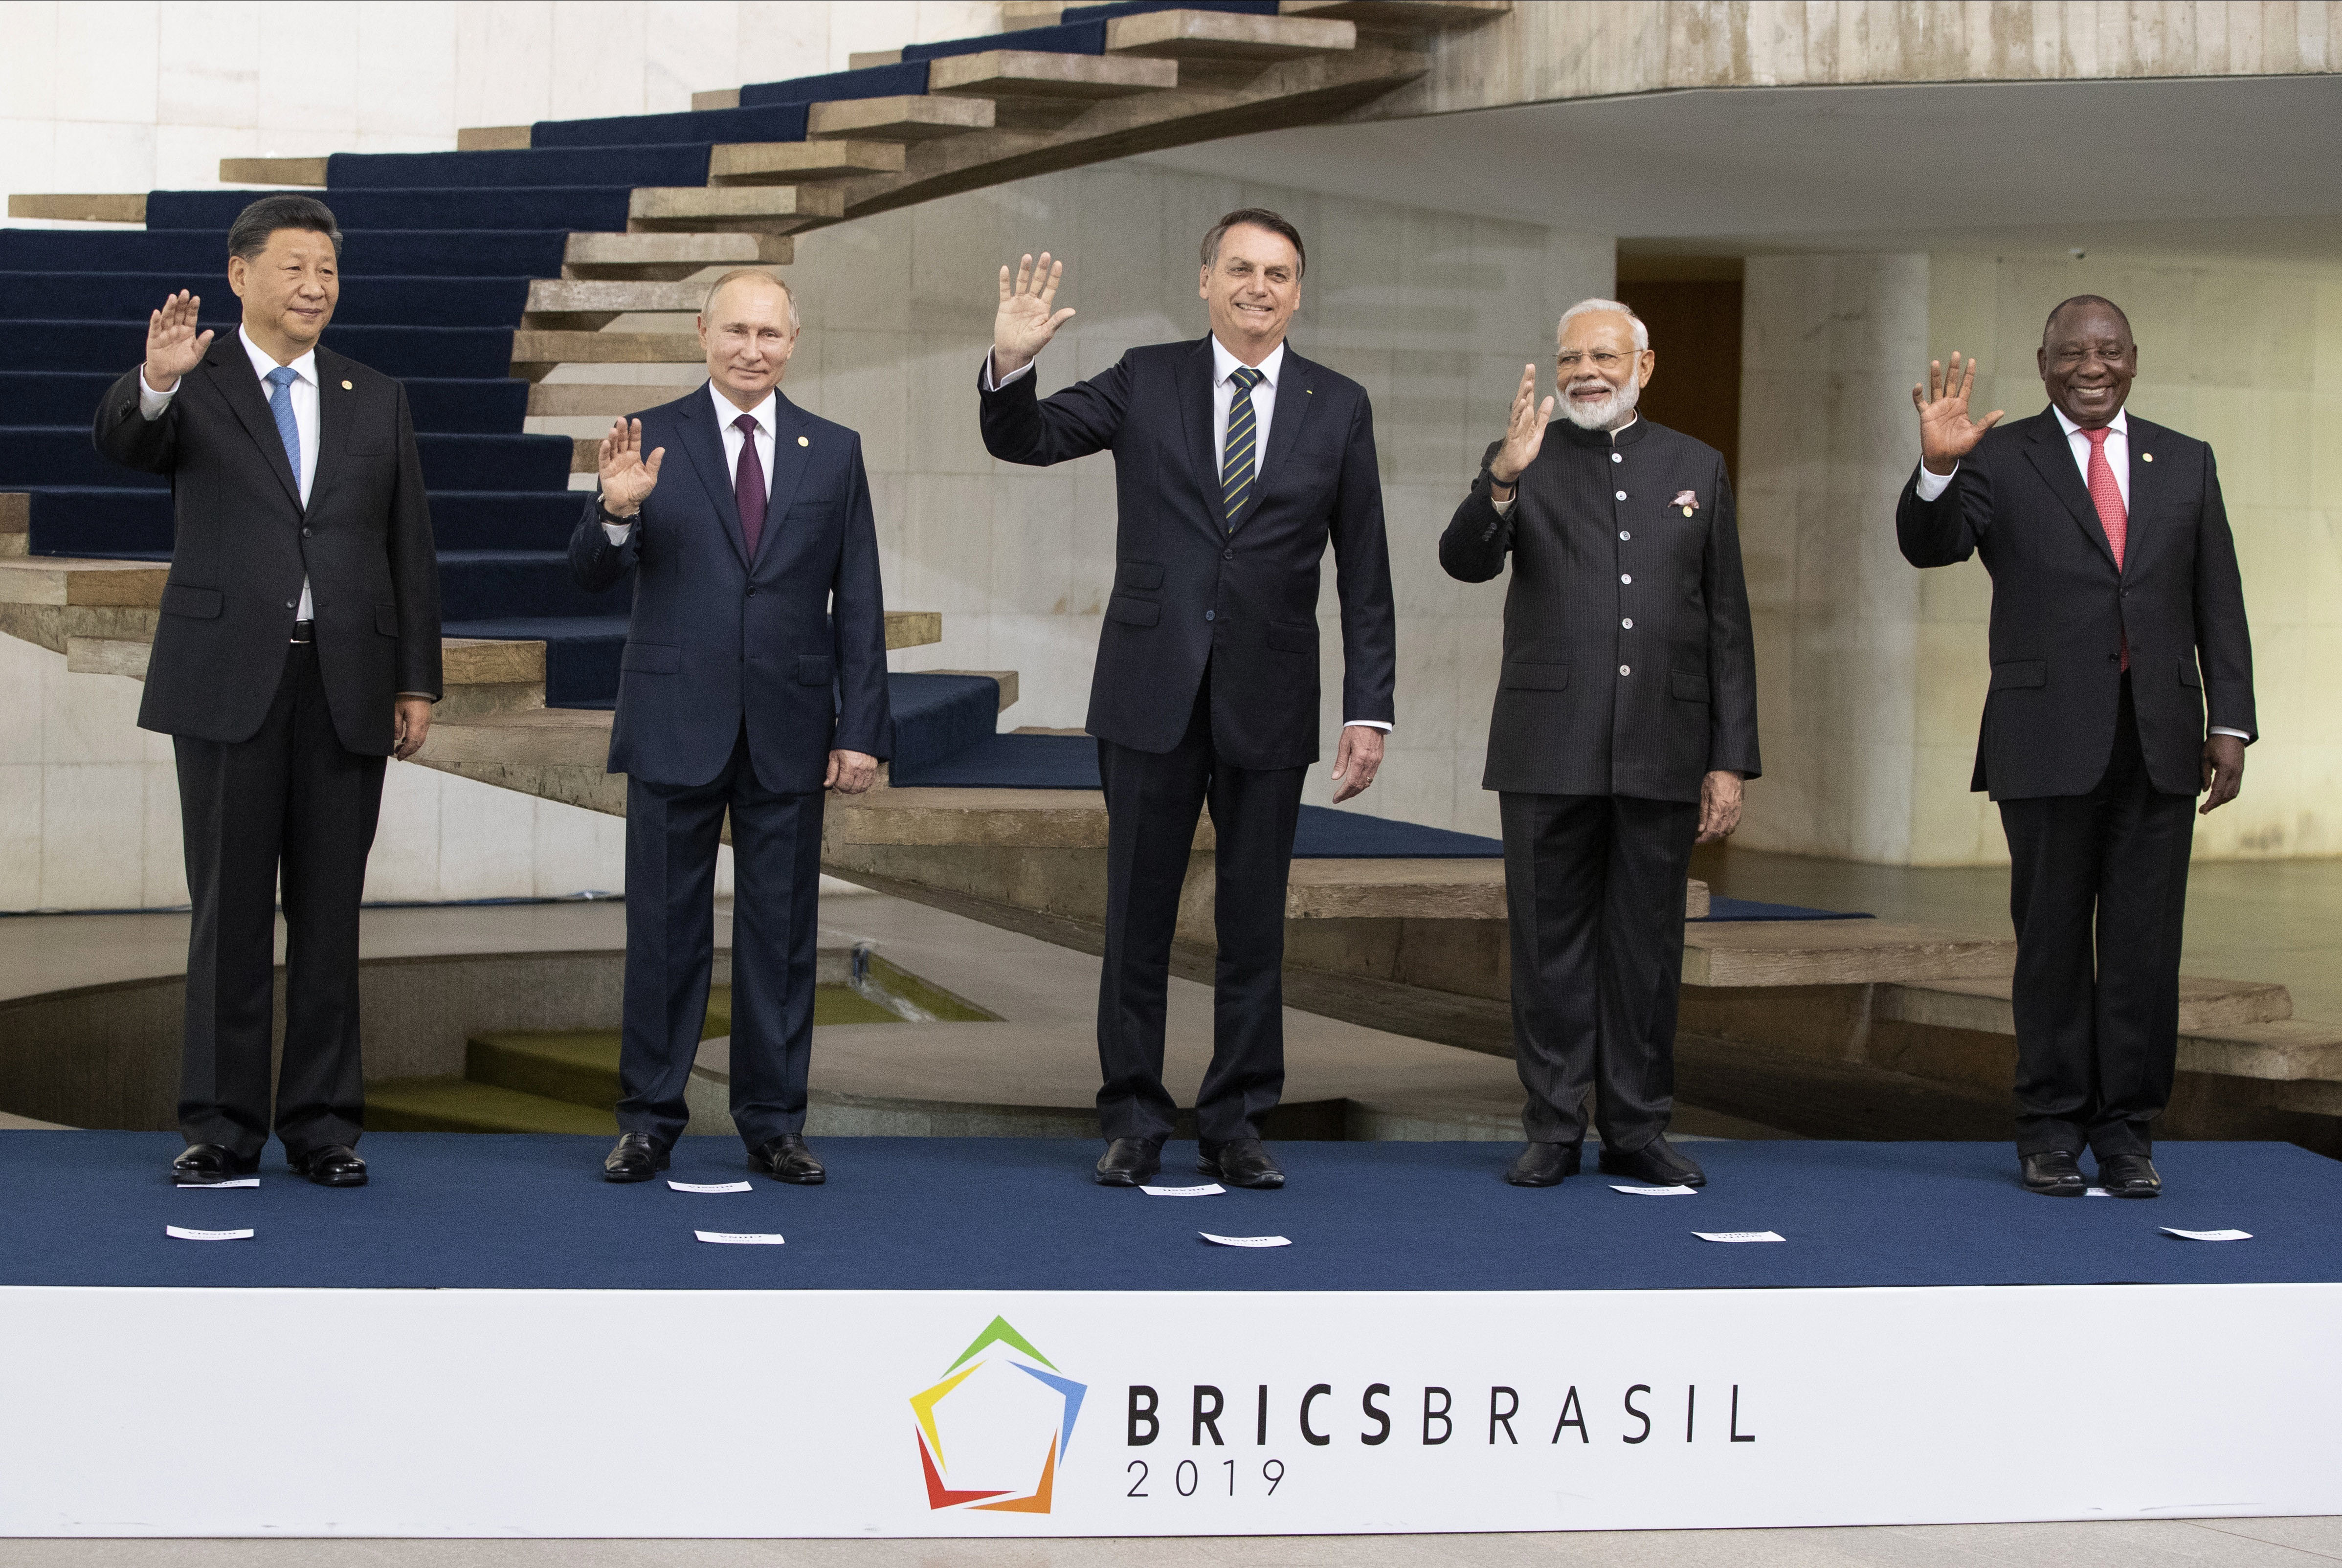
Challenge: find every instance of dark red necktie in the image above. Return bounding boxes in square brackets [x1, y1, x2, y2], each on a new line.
[2083, 425, 2128, 669]
[733, 412, 765, 558]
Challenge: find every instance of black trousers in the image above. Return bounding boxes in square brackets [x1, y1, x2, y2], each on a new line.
[619, 729, 825, 1150]
[173, 643, 385, 1159]
[1998, 677, 2196, 1160]
[1500, 791, 1699, 1150]
[1095, 667, 1305, 1144]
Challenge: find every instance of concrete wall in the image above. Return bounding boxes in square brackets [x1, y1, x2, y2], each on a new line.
[1736, 245, 2342, 865]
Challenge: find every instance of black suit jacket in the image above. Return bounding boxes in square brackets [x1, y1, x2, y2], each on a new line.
[1896, 408, 2254, 800]
[568, 386, 891, 793]
[978, 335, 1395, 770]
[1440, 419, 1760, 802]
[91, 343, 442, 753]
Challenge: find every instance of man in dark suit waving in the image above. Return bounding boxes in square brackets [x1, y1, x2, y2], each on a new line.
[93, 194, 441, 1189]
[571, 269, 889, 1186]
[1897, 296, 2254, 1198]
[978, 210, 1397, 1190]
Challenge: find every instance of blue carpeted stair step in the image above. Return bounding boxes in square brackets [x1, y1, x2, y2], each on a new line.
[1060, 0, 1279, 20]
[903, 17, 1109, 58]
[20, 486, 583, 556]
[532, 105, 810, 151]
[441, 615, 625, 705]
[438, 551, 628, 619]
[736, 61, 932, 108]
[145, 187, 631, 234]
[0, 373, 529, 433]
[0, 274, 532, 330]
[12, 321, 514, 379]
[888, 673, 1007, 776]
[0, 427, 569, 492]
[326, 145, 712, 192]
[0, 228, 572, 277]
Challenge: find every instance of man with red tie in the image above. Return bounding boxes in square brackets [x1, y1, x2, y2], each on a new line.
[570, 269, 890, 1185]
[1897, 295, 2254, 1198]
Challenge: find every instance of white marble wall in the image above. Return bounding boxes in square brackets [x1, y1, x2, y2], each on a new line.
[0, 0, 1004, 209]
[777, 161, 1612, 837]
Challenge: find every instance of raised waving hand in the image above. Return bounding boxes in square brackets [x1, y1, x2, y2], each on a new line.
[1490, 362, 1555, 486]
[992, 252, 1075, 379]
[144, 290, 214, 393]
[596, 417, 665, 517]
[1912, 351, 2004, 475]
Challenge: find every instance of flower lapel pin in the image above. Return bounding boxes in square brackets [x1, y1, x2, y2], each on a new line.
[1673, 489, 1698, 517]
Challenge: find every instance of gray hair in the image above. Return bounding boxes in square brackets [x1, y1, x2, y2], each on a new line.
[1558, 297, 1649, 351]
[701, 267, 800, 333]
[227, 194, 342, 262]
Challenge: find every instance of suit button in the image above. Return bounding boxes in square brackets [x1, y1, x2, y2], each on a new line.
[1620, 574, 1631, 585]
[1619, 530, 1630, 541]
[746, 587, 758, 596]
[300, 527, 312, 538]
[1611, 453, 1623, 464]
[1620, 665, 1632, 677]
[1223, 549, 1233, 560]
[285, 599, 296, 609]
[1622, 618, 1633, 629]
[1205, 610, 1216, 622]
[1615, 490, 1628, 501]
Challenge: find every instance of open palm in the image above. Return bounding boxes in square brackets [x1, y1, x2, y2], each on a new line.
[993, 251, 1075, 378]
[144, 290, 213, 391]
[597, 417, 665, 514]
[1912, 352, 2003, 474]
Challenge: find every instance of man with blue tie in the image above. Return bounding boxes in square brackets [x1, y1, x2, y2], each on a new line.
[92, 194, 442, 1188]
[572, 269, 890, 1185]
[978, 210, 1398, 1190]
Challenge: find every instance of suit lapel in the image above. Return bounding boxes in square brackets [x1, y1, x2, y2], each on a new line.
[1176, 336, 1217, 518]
[205, 340, 302, 510]
[1234, 345, 1312, 533]
[2121, 415, 2160, 580]
[2021, 411, 2118, 573]
[309, 347, 352, 508]
[674, 384, 748, 568]
[754, 393, 816, 567]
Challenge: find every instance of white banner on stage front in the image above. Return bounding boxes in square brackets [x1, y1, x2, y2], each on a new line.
[1, 1282, 2335, 1536]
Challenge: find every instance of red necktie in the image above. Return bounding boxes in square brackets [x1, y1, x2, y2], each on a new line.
[2082, 425, 2127, 668]
[734, 412, 765, 559]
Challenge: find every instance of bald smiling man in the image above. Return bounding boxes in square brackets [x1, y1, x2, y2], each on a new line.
[569, 269, 891, 1187]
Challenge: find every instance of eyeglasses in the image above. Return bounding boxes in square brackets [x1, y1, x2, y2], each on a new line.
[1555, 350, 1641, 371]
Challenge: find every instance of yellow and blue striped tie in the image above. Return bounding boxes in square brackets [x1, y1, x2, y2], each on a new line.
[1220, 366, 1265, 525]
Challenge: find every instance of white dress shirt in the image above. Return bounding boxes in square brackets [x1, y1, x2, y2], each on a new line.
[601, 383, 776, 543]
[984, 338, 1386, 734]
[141, 326, 320, 618]
[1914, 405, 2244, 739]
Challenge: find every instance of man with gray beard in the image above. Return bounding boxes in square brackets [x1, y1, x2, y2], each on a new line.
[1440, 298, 1760, 1189]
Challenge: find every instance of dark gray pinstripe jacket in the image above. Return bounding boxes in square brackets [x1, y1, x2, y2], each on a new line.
[1441, 418, 1759, 802]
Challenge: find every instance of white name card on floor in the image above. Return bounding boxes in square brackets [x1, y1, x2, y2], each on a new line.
[1611, 1184, 1698, 1196]
[2163, 1227, 2253, 1241]
[164, 1226, 252, 1241]
[177, 1178, 259, 1189]
[2084, 1188, 2112, 1197]
[669, 1181, 753, 1193]
[1201, 1233, 1290, 1248]
[694, 1231, 785, 1246]
[1140, 1184, 1223, 1197]
[1695, 1231, 1785, 1243]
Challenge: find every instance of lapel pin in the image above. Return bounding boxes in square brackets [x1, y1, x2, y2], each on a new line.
[798, 435, 809, 446]
[340, 379, 352, 390]
[2141, 451, 2153, 462]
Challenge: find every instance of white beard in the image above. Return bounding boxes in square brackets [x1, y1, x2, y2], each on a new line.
[1561, 374, 1640, 432]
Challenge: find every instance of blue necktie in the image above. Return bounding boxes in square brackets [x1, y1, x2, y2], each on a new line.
[1220, 365, 1264, 526]
[264, 365, 302, 490]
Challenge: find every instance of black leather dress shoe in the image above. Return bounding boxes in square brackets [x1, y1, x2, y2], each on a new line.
[2019, 1149, 2088, 1195]
[750, 1133, 826, 1185]
[1598, 1135, 1706, 1188]
[171, 1144, 258, 1186]
[602, 1131, 670, 1183]
[1506, 1141, 1582, 1188]
[1094, 1138, 1162, 1187]
[288, 1144, 368, 1188]
[2097, 1152, 2162, 1198]
[1199, 1137, 1285, 1190]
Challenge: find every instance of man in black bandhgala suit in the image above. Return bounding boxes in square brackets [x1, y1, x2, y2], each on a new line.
[1897, 296, 2254, 1198]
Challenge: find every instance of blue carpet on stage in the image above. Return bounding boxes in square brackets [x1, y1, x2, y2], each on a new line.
[3, 1134, 2334, 1293]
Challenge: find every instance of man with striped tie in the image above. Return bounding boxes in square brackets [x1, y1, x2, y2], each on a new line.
[978, 209, 1398, 1190]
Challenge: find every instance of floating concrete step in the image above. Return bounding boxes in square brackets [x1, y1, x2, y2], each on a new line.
[626, 184, 847, 235]
[366, 1076, 618, 1135]
[707, 140, 906, 184]
[925, 50, 1179, 100]
[456, 126, 533, 152]
[2175, 1019, 2342, 1084]
[562, 231, 793, 281]
[0, 493, 24, 558]
[1682, 921, 2015, 988]
[527, 383, 702, 417]
[525, 275, 781, 329]
[807, 95, 996, 141]
[1279, 0, 1513, 25]
[509, 330, 702, 378]
[6, 195, 146, 223]
[218, 156, 328, 185]
[1106, 9, 1356, 62]
[1882, 974, 2294, 1036]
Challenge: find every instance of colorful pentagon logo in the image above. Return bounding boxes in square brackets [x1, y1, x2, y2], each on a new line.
[910, 1316, 1087, 1513]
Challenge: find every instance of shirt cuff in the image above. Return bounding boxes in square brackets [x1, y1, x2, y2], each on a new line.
[1343, 720, 1392, 733]
[601, 520, 634, 544]
[980, 351, 1036, 393]
[1913, 463, 1957, 501]
[396, 692, 437, 702]
[2210, 727, 2251, 741]
[137, 369, 177, 420]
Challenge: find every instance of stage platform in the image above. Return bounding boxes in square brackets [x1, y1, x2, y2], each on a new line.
[2, 1132, 2337, 1538]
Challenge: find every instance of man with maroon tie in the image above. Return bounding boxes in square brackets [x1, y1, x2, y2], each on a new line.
[1897, 295, 2254, 1198]
[569, 268, 890, 1184]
